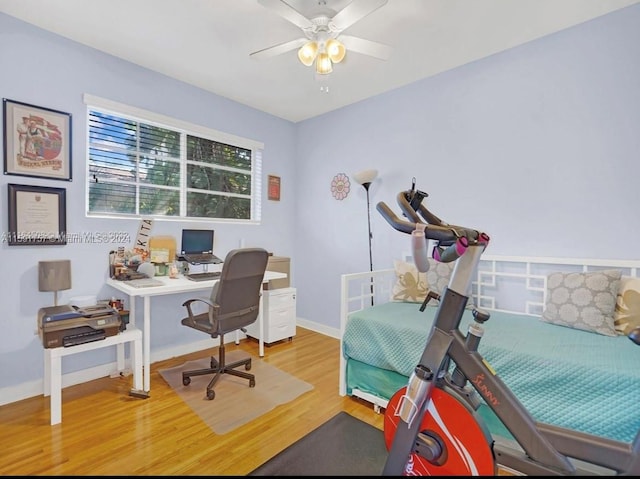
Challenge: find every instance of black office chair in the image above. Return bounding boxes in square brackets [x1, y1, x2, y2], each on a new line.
[180, 247, 269, 400]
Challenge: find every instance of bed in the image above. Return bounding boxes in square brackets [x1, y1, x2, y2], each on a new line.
[339, 255, 640, 444]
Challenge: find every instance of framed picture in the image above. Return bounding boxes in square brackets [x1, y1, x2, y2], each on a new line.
[268, 174, 281, 201]
[3, 98, 72, 181]
[7, 183, 67, 246]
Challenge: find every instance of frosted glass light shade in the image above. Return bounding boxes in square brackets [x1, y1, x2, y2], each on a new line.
[353, 169, 378, 187]
[326, 39, 346, 63]
[315, 52, 333, 74]
[298, 41, 318, 67]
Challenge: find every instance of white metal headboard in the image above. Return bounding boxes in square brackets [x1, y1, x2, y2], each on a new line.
[384, 253, 640, 317]
[475, 255, 640, 316]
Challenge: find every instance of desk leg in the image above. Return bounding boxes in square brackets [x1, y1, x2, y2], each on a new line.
[132, 333, 143, 392]
[143, 295, 151, 394]
[44, 348, 51, 397]
[116, 343, 125, 372]
[129, 295, 136, 328]
[258, 289, 265, 357]
[49, 349, 62, 425]
[127, 295, 149, 399]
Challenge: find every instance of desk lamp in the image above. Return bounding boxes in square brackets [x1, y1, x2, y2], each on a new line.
[38, 260, 71, 306]
[353, 169, 379, 306]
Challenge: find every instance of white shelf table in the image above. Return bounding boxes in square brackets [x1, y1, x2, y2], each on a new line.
[43, 326, 143, 425]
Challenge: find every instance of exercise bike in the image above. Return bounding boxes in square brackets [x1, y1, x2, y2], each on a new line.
[377, 180, 640, 476]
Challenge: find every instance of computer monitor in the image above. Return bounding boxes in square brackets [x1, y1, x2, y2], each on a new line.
[180, 229, 214, 255]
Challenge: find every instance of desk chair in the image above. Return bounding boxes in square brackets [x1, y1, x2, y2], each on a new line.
[180, 247, 269, 400]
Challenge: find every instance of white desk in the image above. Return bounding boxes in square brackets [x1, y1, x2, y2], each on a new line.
[106, 271, 286, 397]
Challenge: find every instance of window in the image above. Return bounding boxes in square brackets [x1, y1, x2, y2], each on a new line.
[84, 94, 263, 222]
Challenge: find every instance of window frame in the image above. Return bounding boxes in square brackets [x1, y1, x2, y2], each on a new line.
[83, 94, 263, 224]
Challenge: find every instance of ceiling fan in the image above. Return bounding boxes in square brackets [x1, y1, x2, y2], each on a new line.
[250, 0, 393, 76]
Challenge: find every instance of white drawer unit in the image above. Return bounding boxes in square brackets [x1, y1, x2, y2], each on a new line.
[246, 287, 296, 344]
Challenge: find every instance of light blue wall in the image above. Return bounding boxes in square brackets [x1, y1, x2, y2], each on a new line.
[1, 4, 639, 400]
[0, 13, 297, 394]
[293, 4, 640, 331]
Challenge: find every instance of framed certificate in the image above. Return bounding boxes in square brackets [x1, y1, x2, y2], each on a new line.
[3, 98, 72, 181]
[7, 183, 67, 246]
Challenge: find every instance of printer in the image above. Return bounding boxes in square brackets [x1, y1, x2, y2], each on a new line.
[38, 304, 121, 349]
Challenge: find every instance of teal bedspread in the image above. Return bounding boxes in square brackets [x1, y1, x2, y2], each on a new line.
[342, 302, 640, 443]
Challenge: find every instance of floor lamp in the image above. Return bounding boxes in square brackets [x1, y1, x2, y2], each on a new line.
[353, 169, 378, 306]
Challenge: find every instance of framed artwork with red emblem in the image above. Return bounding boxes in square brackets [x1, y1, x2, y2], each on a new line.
[3, 98, 72, 181]
[268, 174, 281, 201]
[7, 184, 67, 246]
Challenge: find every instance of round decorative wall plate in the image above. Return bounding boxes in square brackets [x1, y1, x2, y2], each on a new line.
[331, 173, 350, 200]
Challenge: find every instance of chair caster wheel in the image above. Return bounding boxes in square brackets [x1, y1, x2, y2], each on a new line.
[207, 389, 215, 400]
[245, 361, 252, 371]
[183, 376, 191, 386]
[249, 378, 256, 388]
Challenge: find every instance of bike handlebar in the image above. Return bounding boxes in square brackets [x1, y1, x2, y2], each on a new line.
[377, 180, 490, 264]
[377, 201, 465, 243]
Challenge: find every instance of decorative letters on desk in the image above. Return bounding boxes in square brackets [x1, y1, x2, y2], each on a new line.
[134, 218, 154, 260]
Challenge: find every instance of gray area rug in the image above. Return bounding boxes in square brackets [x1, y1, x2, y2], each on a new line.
[159, 350, 313, 435]
[249, 411, 388, 476]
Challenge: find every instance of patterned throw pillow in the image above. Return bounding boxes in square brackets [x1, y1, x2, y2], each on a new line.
[425, 260, 455, 305]
[391, 259, 473, 308]
[391, 260, 428, 303]
[613, 276, 640, 335]
[541, 269, 621, 336]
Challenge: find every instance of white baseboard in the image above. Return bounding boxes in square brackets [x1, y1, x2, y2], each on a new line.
[296, 317, 339, 339]
[0, 318, 333, 407]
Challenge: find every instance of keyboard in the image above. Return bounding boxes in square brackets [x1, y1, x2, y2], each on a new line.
[186, 271, 221, 282]
[127, 278, 164, 288]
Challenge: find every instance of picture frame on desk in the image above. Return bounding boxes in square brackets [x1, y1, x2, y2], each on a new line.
[7, 183, 67, 246]
[3, 98, 72, 181]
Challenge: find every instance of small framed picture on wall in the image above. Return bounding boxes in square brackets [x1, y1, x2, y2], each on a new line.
[7, 183, 67, 246]
[268, 174, 281, 201]
[3, 98, 73, 181]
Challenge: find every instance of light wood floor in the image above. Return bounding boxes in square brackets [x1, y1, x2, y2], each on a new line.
[0, 327, 514, 475]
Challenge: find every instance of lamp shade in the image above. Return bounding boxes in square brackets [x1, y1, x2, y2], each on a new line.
[298, 41, 318, 67]
[353, 169, 379, 187]
[326, 39, 346, 63]
[315, 52, 333, 75]
[38, 260, 72, 292]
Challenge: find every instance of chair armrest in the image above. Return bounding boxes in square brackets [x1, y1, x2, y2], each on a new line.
[182, 298, 214, 319]
[182, 298, 220, 327]
[183, 297, 214, 307]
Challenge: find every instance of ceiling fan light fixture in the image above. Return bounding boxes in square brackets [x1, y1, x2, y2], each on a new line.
[315, 52, 333, 75]
[326, 38, 346, 63]
[298, 41, 318, 67]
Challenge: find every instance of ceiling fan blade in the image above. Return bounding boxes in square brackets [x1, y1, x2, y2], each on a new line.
[330, 0, 388, 32]
[257, 0, 314, 30]
[339, 35, 392, 61]
[249, 37, 308, 60]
